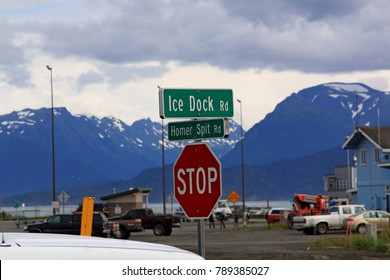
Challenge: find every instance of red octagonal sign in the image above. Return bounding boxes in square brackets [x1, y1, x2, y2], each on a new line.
[174, 143, 222, 219]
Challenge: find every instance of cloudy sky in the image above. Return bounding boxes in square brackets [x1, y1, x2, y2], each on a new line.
[1, 0, 390, 129]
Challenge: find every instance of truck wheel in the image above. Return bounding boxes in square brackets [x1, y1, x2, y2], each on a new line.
[153, 223, 165, 236]
[357, 224, 367, 234]
[316, 223, 328, 235]
[116, 227, 130, 239]
[163, 227, 172, 236]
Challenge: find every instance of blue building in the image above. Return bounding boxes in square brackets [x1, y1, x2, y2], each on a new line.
[343, 126, 390, 212]
[323, 165, 357, 200]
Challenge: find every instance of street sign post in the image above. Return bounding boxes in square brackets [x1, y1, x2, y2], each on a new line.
[173, 143, 222, 219]
[58, 191, 70, 214]
[58, 191, 70, 204]
[161, 87, 233, 259]
[168, 118, 229, 141]
[159, 88, 233, 118]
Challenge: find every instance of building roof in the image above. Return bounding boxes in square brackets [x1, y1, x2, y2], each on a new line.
[343, 126, 390, 151]
[100, 188, 152, 201]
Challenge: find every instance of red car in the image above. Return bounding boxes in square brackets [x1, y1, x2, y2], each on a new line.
[265, 208, 291, 223]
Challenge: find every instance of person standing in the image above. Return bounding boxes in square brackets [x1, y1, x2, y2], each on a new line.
[243, 208, 249, 227]
[219, 211, 226, 229]
[208, 212, 215, 229]
[233, 211, 239, 229]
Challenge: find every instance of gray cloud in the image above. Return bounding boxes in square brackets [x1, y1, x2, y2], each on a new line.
[222, 0, 368, 24]
[2, 0, 390, 88]
[102, 64, 168, 85]
[77, 71, 104, 90]
[0, 17, 30, 86]
[77, 63, 168, 90]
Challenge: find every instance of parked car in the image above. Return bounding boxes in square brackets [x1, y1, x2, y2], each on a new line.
[72, 210, 123, 238]
[0, 232, 203, 260]
[347, 210, 390, 234]
[174, 207, 190, 222]
[23, 213, 112, 237]
[249, 207, 267, 216]
[293, 205, 366, 235]
[265, 208, 291, 223]
[213, 199, 233, 219]
[73, 203, 110, 216]
[109, 208, 180, 238]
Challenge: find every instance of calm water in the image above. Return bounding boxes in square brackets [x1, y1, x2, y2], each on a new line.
[1, 200, 291, 218]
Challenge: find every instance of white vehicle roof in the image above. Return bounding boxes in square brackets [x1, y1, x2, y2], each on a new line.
[0, 232, 203, 260]
[269, 207, 291, 210]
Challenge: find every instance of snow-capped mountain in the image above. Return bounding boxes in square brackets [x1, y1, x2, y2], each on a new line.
[0, 108, 241, 197]
[3, 82, 390, 203]
[300, 82, 390, 127]
[222, 82, 390, 167]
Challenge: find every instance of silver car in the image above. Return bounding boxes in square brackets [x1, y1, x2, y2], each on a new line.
[346, 210, 390, 234]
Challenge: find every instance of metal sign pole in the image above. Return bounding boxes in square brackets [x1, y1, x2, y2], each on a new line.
[195, 138, 206, 259]
[62, 192, 65, 214]
[197, 219, 206, 258]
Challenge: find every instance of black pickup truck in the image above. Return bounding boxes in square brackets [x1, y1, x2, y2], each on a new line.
[109, 208, 181, 238]
[23, 213, 113, 237]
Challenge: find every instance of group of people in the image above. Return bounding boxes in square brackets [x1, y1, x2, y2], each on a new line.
[208, 209, 249, 229]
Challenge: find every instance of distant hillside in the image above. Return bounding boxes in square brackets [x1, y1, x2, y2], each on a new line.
[129, 146, 348, 202]
[2, 82, 388, 205]
[1, 146, 348, 206]
[0, 108, 241, 197]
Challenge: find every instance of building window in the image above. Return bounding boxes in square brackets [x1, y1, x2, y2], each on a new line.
[374, 148, 380, 164]
[360, 149, 366, 166]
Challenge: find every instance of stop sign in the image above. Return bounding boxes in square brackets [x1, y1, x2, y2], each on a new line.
[173, 143, 222, 219]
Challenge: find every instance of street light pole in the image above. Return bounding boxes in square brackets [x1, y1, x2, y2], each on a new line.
[158, 86, 167, 215]
[46, 65, 57, 215]
[237, 99, 245, 211]
[162, 118, 166, 215]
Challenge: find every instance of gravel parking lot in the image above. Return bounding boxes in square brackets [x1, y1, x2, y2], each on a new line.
[3, 219, 390, 260]
[123, 219, 390, 260]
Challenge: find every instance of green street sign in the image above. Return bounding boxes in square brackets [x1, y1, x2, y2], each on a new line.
[14, 202, 20, 209]
[168, 118, 229, 141]
[159, 88, 233, 118]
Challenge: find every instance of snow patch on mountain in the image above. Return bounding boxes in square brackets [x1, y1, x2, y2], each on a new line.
[305, 83, 387, 122]
[17, 110, 35, 119]
[329, 94, 348, 99]
[110, 117, 125, 132]
[324, 83, 369, 93]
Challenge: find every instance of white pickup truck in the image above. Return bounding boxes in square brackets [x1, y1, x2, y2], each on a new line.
[292, 205, 365, 235]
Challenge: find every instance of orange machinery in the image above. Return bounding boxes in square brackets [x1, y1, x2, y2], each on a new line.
[287, 194, 329, 228]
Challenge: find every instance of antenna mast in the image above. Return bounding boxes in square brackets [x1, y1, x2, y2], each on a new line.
[355, 94, 359, 128]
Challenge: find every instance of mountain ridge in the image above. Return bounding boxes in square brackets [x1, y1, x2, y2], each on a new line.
[0, 108, 241, 197]
[222, 82, 390, 167]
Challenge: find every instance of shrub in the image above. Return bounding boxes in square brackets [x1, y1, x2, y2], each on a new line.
[310, 234, 390, 253]
[375, 239, 388, 252]
[350, 235, 376, 251]
[378, 229, 390, 242]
